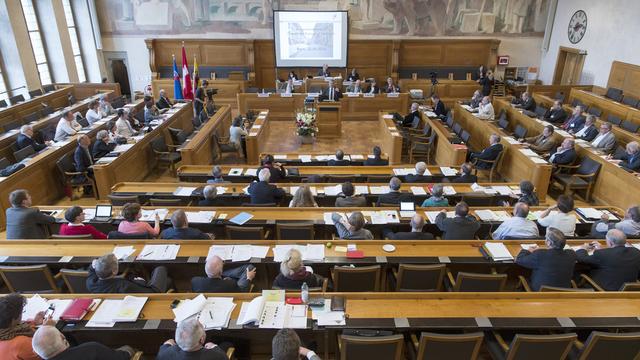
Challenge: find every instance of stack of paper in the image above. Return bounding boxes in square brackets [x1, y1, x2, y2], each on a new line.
[215, 187, 228, 194]
[21, 294, 51, 321]
[577, 207, 605, 220]
[273, 245, 325, 262]
[199, 297, 236, 330]
[475, 210, 500, 221]
[369, 186, 390, 194]
[137, 245, 180, 260]
[82, 208, 96, 222]
[492, 186, 514, 195]
[114, 296, 147, 321]
[298, 155, 312, 163]
[207, 245, 270, 262]
[354, 185, 369, 195]
[440, 167, 458, 176]
[112, 246, 135, 260]
[95, 157, 117, 164]
[185, 211, 216, 223]
[244, 168, 258, 176]
[228, 168, 243, 176]
[315, 155, 329, 161]
[410, 186, 427, 195]
[424, 211, 454, 223]
[140, 209, 169, 222]
[87, 297, 147, 327]
[173, 187, 197, 196]
[324, 184, 342, 196]
[484, 242, 514, 261]
[470, 183, 485, 192]
[443, 186, 457, 195]
[173, 294, 207, 322]
[350, 154, 364, 160]
[370, 210, 400, 224]
[393, 168, 416, 176]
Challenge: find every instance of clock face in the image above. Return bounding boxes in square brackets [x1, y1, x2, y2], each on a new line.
[568, 10, 587, 44]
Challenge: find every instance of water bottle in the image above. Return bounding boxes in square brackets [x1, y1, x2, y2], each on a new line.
[301, 282, 309, 304]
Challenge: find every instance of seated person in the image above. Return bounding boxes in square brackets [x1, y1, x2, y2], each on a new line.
[562, 106, 585, 132]
[376, 177, 412, 206]
[347, 68, 359, 81]
[383, 214, 434, 240]
[592, 206, 640, 237]
[198, 185, 221, 206]
[512, 92, 536, 111]
[32, 325, 134, 360]
[451, 162, 478, 183]
[273, 248, 321, 289]
[157, 318, 229, 360]
[476, 96, 495, 120]
[492, 202, 540, 239]
[347, 79, 363, 93]
[73, 135, 94, 188]
[435, 202, 480, 240]
[335, 182, 367, 207]
[327, 150, 350, 166]
[319, 80, 342, 101]
[289, 185, 318, 207]
[401, 102, 420, 127]
[544, 100, 567, 124]
[422, 184, 449, 207]
[54, 111, 81, 142]
[466, 90, 483, 109]
[288, 71, 298, 81]
[156, 89, 173, 109]
[92, 130, 117, 159]
[469, 134, 503, 169]
[117, 202, 160, 237]
[405, 162, 431, 183]
[515, 228, 576, 291]
[536, 195, 577, 237]
[87, 253, 170, 293]
[98, 94, 115, 116]
[160, 210, 210, 240]
[272, 329, 321, 360]
[207, 165, 226, 183]
[549, 138, 577, 165]
[512, 180, 539, 206]
[248, 168, 286, 205]
[115, 108, 137, 139]
[143, 100, 161, 126]
[318, 64, 330, 77]
[609, 141, 640, 172]
[17, 125, 48, 151]
[520, 125, 557, 155]
[382, 77, 400, 93]
[331, 212, 374, 240]
[5, 189, 56, 240]
[283, 78, 295, 94]
[228, 116, 248, 155]
[59, 206, 107, 239]
[259, 154, 286, 182]
[366, 79, 379, 94]
[590, 122, 616, 154]
[0, 293, 55, 360]
[431, 94, 446, 117]
[573, 114, 599, 141]
[191, 255, 255, 292]
[85, 100, 102, 125]
[363, 146, 388, 165]
[576, 229, 640, 291]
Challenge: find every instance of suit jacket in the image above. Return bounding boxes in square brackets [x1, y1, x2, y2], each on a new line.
[402, 110, 420, 127]
[366, 85, 379, 94]
[320, 87, 342, 101]
[92, 140, 116, 159]
[86, 266, 160, 293]
[191, 276, 242, 293]
[433, 101, 446, 117]
[524, 134, 557, 154]
[386, 231, 434, 240]
[376, 191, 412, 206]
[260, 165, 286, 183]
[16, 134, 46, 152]
[404, 174, 432, 183]
[435, 214, 480, 240]
[156, 96, 172, 110]
[576, 125, 599, 142]
[452, 174, 478, 183]
[383, 84, 400, 93]
[473, 143, 503, 169]
[591, 132, 616, 153]
[335, 195, 367, 207]
[318, 69, 330, 77]
[363, 157, 388, 166]
[544, 108, 567, 124]
[74, 146, 93, 173]
[478, 77, 492, 96]
[576, 247, 640, 291]
[49, 342, 130, 360]
[5, 207, 56, 239]
[617, 152, 640, 172]
[563, 114, 585, 131]
[160, 227, 209, 240]
[327, 159, 351, 166]
[515, 249, 577, 291]
[517, 97, 536, 111]
[347, 73, 360, 81]
[156, 344, 228, 360]
[248, 181, 285, 204]
[550, 147, 577, 165]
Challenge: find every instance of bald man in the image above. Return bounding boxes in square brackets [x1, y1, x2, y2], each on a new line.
[160, 210, 210, 240]
[191, 255, 256, 293]
[383, 214, 434, 240]
[32, 325, 133, 360]
[405, 162, 431, 183]
[492, 202, 540, 240]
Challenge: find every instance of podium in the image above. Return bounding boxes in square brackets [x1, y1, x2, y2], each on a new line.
[316, 101, 342, 138]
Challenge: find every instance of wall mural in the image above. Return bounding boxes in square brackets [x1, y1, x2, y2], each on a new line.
[97, 0, 549, 37]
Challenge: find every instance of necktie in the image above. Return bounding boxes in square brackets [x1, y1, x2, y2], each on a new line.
[330, 88, 334, 101]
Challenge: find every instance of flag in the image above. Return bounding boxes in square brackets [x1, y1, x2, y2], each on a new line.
[172, 55, 183, 100]
[193, 55, 200, 97]
[181, 44, 193, 100]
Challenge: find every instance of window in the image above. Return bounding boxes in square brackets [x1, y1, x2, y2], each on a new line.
[62, 0, 86, 82]
[0, 68, 7, 102]
[20, 0, 51, 85]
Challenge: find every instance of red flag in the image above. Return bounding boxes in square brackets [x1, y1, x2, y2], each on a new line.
[181, 44, 193, 100]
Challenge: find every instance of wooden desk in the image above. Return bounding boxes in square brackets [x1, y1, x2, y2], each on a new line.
[304, 77, 342, 93]
[570, 89, 640, 124]
[453, 103, 553, 200]
[422, 112, 468, 166]
[0, 85, 74, 127]
[151, 79, 247, 109]
[256, 152, 389, 167]
[93, 103, 194, 200]
[243, 110, 270, 164]
[378, 112, 403, 164]
[178, 105, 232, 165]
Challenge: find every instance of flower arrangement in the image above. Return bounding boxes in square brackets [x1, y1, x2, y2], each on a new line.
[295, 109, 318, 137]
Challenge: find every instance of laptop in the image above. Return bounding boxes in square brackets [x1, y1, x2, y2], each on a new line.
[399, 202, 416, 218]
[93, 205, 112, 222]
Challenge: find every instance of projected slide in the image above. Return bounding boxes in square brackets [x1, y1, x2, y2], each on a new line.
[274, 11, 348, 68]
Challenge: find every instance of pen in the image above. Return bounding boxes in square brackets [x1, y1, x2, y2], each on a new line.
[209, 311, 214, 320]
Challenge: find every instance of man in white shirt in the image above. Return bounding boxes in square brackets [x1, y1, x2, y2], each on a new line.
[492, 202, 540, 239]
[228, 116, 247, 155]
[114, 108, 137, 139]
[98, 95, 114, 117]
[85, 100, 102, 125]
[54, 111, 81, 142]
[284, 79, 294, 94]
[536, 194, 577, 236]
[476, 96, 495, 120]
[590, 122, 616, 154]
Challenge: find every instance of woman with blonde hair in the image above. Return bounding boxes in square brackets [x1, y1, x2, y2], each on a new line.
[273, 249, 321, 289]
[289, 185, 318, 207]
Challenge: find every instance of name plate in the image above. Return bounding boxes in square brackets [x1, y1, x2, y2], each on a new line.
[386, 93, 399, 98]
[307, 93, 320, 98]
[257, 93, 270, 97]
[346, 93, 360, 97]
[363, 93, 375, 98]
[280, 93, 292, 97]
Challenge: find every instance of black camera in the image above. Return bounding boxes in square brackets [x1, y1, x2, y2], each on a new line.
[205, 88, 217, 100]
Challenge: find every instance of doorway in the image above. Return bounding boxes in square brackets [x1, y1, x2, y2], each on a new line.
[552, 46, 587, 85]
[103, 52, 133, 99]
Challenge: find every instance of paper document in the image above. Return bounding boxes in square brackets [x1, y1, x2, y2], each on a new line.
[369, 186, 390, 195]
[323, 184, 342, 196]
[353, 185, 368, 195]
[298, 155, 312, 163]
[244, 168, 258, 176]
[113, 296, 147, 322]
[173, 186, 197, 196]
[393, 168, 416, 176]
[273, 245, 325, 262]
[410, 186, 427, 195]
[577, 208, 604, 219]
[140, 208, 169, 222]
[484, 242, 514, 261]
[86, 299, 120, 327]
[185, 211, 216, 223]
[137, 245, 180, 260]
[273, 154, 287, 160]
[424, 211, 455, 223]
[443, 186, 457, 195]
[21, 294, 50, 321]
[492, 186, 513, 195]
[228, 168, 243, 176]
[350, 154, 364, 160]
[440, 167, 458, 176]
[173, 294, 207, 323]
[113, 246, 136, 260]
[199, 297, 236, 330]
[317, 311, 346, 326]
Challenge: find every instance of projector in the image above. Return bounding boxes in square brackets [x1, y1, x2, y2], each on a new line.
[409, 89, 424, 99]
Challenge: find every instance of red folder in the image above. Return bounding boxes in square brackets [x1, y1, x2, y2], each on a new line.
[347, 250, 364, 258]
[60, 298, 93, 321]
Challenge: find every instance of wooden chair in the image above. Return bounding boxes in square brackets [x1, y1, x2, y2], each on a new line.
[332, 265, 381, 292]
[620, 119, 640, 133]
[273, 277, 329, 292]
[587, 106, 602, 117]
[56, 153, 96, 200]
[149, 198, 187, 206]
[620, 282, 640, 291]
[213, 133, 238, 161]
[517, 276, 581, 292]
[459, 192, 496, 206]
[0, 265, 61, 293]
[59, 269, 90, 293]
[409, 131, 436, 164]
[574, 331, 640, 360]
[472, 149, 504, 182]
[327, 175, 356, 183]
[551, 156, 601, 202]
[622, 95, 639, 108]
[391, 264, 445, 292]
[338, 334, 404, 360]
[225, 225, 269, 240]
[276, 223, 315, 240]
[14, 144, 36, 162]
[446, 270, 507, 292]
[108, 194, 141, 205]
[226, 347, 236, 360]
[51, 234, 93, 239]
[150, 136, 181, 176]
[606, 114, 623, 126]
[411, 332, 484, 360]
[488, 333, 577, 360]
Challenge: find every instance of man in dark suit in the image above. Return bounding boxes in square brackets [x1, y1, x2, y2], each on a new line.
[16, 125, 47, 151]
[515, 228, 577, 291]
[259, 154, 286, 182]
[363, 146, 388, 165]
[382, 77, 400, 93]
[435, 202, 480, 240]
[576, 229, 640, 291]
[156, 89, 173, 109]
[198, 185, 222, 206]
[612, 141, 640, 172]
[549, 138, 577, 165]
[431, 94, 446, 117]
[5, 189, 55, 239]
[383, 214, 434, 240]
[543, 100, 567, 124]
[347, 68, 359, 81]
[513, 92, 536, 111]
[366, 79, 379, 94]
[451, 163, 478, 183]
[573, 114, 599, 141]
[318, 64, 330, 77]
[191, 256, 255, 292]
[376, 177, 412, 206]
[74, 135, 94, 189]
[157, 318, 229, 360]
[327, 149, 350, 166]
[92, 130, 117, 159]
[402, 102, 420, 127]
[562, 106, 585, 132]
[160, 210, 210, 240]
[194, 80, 208, 117]
[335, 182, 367, 207]
[32, 325, 134, 360]
[248, 168, 286, 204]
[320, 80, 342, 101]
[469, 134, 503, 169]
[405, 162, 431, 183]
[87, 253, 170, 293]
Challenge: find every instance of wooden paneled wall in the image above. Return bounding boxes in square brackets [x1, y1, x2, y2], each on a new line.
[607, 61, 640, 99]
[399, 39, 499, 67]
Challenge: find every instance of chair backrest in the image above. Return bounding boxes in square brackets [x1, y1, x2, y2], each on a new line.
[607, 114, 622, 126]
[43, 84, 56, 93]
[51, 234, 93, 239]
[193, 114, 203, 128]
[59, 269, 90, 293]
[534, 105, 548, 118]
[570, 98, 584, 108]
[459, 192, 496, 206]
[446, 114, 454, 128]
[276, 223, 315, 240]
[620, 120, 640, 133]
[422, 123, 432, 136]
[4, 120, 21, 132]
[56, 154, 76, 178]
[0, 157, 10, 170]
[29, 89, 43, 98]
[149, 198, 185, 206]
[454, 272, 507, 292]
[14, 145, 36, 162]
[340, 334, 404, 360]
[151, 136, 168, 153]
[0, 265, 59, 293]
[498, 117, 509, 130]
[41, 105, 54, 116]
[225, 225, 265, 240]
[23, 112, 40, 124]
[587, 106, 602, 117]
[0, 99, 7, 108]
[578, 331, 640, 360]
[514, 124, 527, 139]
[9, 94, 25, 105]
[108, 194, 140, 205]
[461, 130, 471, 144]
[554, 91, 565, 102]
[576, 157, 601, 179]
[327, 175, 356, 183]
[620, 282, 640, 291]
[417, 332, 484, 360]
[76, 117, 90, 128]
[411, 116, 421, 129]
[506, 333, 577, 360]
[622, 95, 639, 107]
[452, 123, 462, 136]
[107, 231, 151, 239]
[604, 87, 623, 102]
[396, 264, 445, 291]
[539, 286, 593, 292]
[168, 127, 182, 145]
[333, 265, 381, 292]
[112, 97, 126, 109]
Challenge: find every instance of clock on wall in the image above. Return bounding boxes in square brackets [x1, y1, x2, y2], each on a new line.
[568, 10, 587, 44]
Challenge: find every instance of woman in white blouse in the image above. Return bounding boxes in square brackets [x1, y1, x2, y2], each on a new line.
[228, 116, 248, 155]
[537, 195, 577, 237]
[114, 108, 137, 139]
